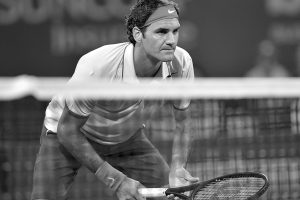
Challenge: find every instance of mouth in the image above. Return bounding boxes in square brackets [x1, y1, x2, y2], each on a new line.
[161, 46, 176, 51]
[161, 49, 174, 52]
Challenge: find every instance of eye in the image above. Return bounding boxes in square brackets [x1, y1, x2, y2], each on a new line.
[156, 29, 168, 34]
[173, 28, 180, 34]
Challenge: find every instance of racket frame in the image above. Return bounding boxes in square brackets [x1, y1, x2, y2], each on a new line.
[165, 172, 269, 200]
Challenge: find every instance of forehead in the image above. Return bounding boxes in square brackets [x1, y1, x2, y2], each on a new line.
[146, 18, 180, 31]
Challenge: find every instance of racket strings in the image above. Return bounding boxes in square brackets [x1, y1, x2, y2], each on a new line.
[193, 177, 265, 200]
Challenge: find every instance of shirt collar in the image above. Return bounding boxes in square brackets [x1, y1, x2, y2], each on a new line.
[122, 43, 178, 81]
[123, 43, 139, 83]
[162, 61, 177, 79]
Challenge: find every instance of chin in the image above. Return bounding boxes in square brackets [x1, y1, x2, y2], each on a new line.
[160, 54, 174, 62]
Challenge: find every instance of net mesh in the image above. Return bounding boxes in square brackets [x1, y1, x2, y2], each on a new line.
[0, 77, 300, 200]
[194, 177, 265, 200]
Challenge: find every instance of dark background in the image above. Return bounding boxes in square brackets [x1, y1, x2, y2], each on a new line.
[1, 1, 300, 199]
[0, 0, 300, 77]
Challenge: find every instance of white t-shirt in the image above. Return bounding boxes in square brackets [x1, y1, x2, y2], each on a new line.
[44, 42, 194, 144]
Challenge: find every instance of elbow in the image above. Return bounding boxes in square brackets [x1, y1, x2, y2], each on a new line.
[56, 106, 87, 146]
[57, 122, 74, 145]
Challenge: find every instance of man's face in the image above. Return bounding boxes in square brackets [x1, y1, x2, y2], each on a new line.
[141, 18, 180, 62]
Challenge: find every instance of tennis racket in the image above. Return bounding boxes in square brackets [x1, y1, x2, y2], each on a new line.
[138, 172, 269, 199]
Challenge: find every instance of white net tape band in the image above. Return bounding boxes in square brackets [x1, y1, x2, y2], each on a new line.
[1, 76, 300, 100]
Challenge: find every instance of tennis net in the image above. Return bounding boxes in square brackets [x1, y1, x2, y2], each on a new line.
[0, 76, 299, 200]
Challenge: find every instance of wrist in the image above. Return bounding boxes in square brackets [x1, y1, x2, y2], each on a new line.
[171, 155, 185, 168]
[95, 161, 126, 192]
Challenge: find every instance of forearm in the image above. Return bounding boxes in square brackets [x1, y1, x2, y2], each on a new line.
[57, 106, 128, 193]
[57, 127, 103, 173]
[169, 108, 199, 187]
[57, 116, 127, 192]
[58, 130, 126, 191]
[171, 108, 191, 168]
[56, 105, 103, 173]
[171, 118, 190, 168]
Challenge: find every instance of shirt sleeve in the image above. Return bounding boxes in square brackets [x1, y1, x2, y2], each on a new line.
[173, 55, 195, 110]
[65, 55, 96, 117]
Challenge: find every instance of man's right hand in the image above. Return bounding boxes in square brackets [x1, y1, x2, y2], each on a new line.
[95, 161, 145, 200]
[116, 177, 145, 200]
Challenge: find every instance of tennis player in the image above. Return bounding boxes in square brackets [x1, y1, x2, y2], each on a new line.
[31, 0, 198, 199]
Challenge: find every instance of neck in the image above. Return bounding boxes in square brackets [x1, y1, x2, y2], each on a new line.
[133, 44, 162, 77]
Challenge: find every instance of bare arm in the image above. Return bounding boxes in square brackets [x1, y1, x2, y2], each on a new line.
[169, 107, 199, 187]
[171, 108, 190, 168]
[57, 106, 104, 173]
[57, 106, 144, 200]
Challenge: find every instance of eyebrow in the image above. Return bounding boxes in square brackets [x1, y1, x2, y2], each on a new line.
[154, 25, 181, 32]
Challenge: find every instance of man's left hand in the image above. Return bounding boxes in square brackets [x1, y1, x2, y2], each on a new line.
[169, 166, 199, 188]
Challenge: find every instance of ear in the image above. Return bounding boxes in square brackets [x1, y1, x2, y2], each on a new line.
[132, 26, 143, 43]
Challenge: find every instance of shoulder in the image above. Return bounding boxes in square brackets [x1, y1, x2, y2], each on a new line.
[75, 42, 130, 78]
[80, 42, 129, 63]
[172, 46, 194, 78]
[174, 46, 192, 62]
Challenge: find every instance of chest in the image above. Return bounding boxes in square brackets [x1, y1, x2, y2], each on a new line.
[95, 100, 143, 112]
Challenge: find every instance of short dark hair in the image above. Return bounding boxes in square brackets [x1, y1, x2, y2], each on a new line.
[125, 0, 179, 45]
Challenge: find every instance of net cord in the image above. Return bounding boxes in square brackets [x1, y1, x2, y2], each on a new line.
[1, 75, 300, 100]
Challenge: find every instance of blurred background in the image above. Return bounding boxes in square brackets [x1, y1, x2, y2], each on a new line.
[1, 0, 300, 77]
[1, 0, 300, 200]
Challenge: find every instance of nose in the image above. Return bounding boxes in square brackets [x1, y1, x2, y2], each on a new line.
[165, 32, 176, 46]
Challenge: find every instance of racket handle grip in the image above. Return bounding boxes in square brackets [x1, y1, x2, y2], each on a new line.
[138, 188, 167, 197]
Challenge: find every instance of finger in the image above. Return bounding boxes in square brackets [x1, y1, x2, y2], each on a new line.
[135, 188, 146, 200]
[167, 194, 175, 200]
[184, 173, 199, 182]
[136, 184, 147, 200]
[187, 176, 199, 183]
[135, 193, 146, 200]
